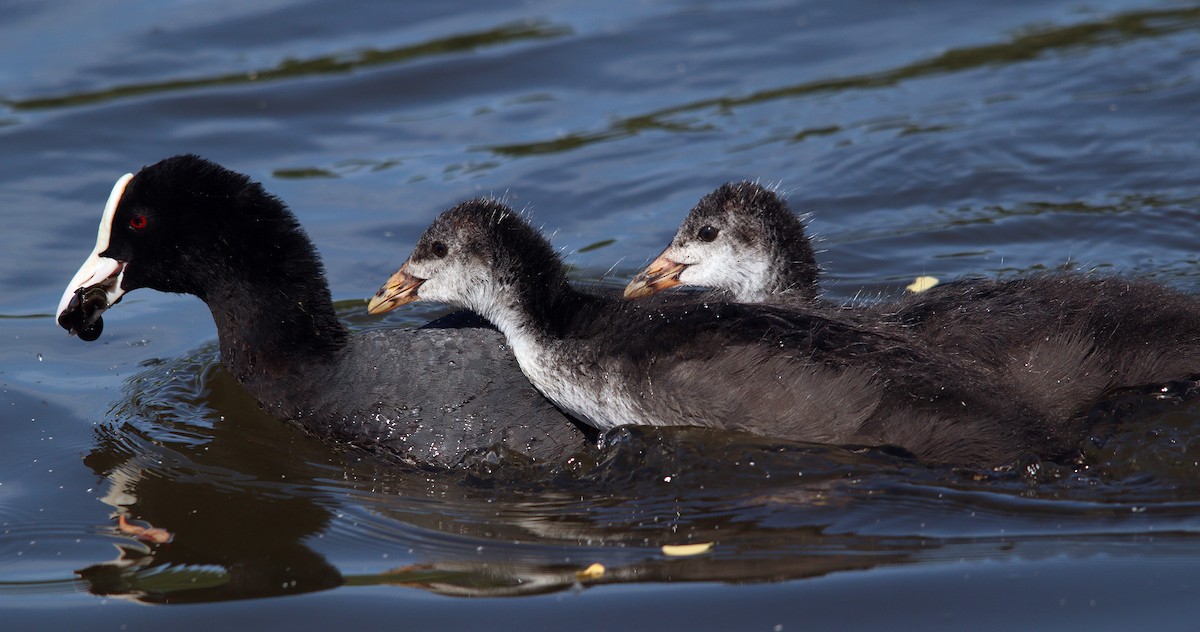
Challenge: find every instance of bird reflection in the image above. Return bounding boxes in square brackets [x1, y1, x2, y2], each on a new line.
[74, 347, 940, 603]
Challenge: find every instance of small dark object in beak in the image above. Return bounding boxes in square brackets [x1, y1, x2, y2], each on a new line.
[58, 285, 110, 342]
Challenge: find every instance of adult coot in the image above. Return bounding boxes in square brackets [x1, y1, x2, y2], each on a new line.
[625, 181, 1200, 422]
[368, 198, 1072, 467]
[56, 155, 592, 468]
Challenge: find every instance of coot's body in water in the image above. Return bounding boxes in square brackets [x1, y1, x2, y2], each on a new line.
[368, 199, 1076, 467]
[626, 182, 1200, 422]
[56, 155, 592, 468]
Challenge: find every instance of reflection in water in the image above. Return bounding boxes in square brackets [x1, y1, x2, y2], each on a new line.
[72, 349, 1200, 603]
[77, 353, 344, 602]
[485, 6, 1200, 156]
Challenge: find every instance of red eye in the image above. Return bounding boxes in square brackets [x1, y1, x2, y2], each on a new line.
[129, 214, 147, 230]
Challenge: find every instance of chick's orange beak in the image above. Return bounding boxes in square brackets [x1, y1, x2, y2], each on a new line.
[624, 252, 688, 299]
[367, 263, 425, 314]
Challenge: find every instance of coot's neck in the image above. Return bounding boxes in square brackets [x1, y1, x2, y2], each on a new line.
[202, 243, 348, 384]
[764, 230, 819, 302]
[477, 262, 601, 349]
[762, 259, 818, 302]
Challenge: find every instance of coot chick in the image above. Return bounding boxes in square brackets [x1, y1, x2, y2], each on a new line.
[56, 155, 592, 468]
[626, 182, 819, 303]
[368, 198, 1068, 467]
[625, 181, 1200, 422]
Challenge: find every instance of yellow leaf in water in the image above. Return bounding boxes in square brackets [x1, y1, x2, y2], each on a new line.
[662, 542, 714, 556]
[576, 563, 606, 580]
[906, 276, 939, 293]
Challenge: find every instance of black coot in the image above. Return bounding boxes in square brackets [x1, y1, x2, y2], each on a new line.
[56, 155, 592, 468]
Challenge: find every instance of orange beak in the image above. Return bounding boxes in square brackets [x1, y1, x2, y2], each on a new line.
[367, 262, 425, 314]
[624, 252, 688, 299]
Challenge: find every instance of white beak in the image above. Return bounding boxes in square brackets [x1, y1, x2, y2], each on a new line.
[56, 173, 134, 322]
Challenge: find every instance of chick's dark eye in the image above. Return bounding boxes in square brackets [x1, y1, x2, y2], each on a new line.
[698, 225, 719, 242]
[129, 214, 148, 230]
[431, 241, 448, 258]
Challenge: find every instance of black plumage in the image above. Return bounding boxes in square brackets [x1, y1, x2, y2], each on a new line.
[57, 155, 591, 468]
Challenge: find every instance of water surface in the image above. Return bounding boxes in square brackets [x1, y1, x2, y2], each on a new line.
[3, 0, 1200, 629]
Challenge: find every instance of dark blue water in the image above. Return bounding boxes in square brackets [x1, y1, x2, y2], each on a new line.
[4, 0, 1200, 629]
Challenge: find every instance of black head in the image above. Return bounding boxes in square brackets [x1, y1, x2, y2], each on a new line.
[57, 155, 335, 345]
[105, 154, 306, 296]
